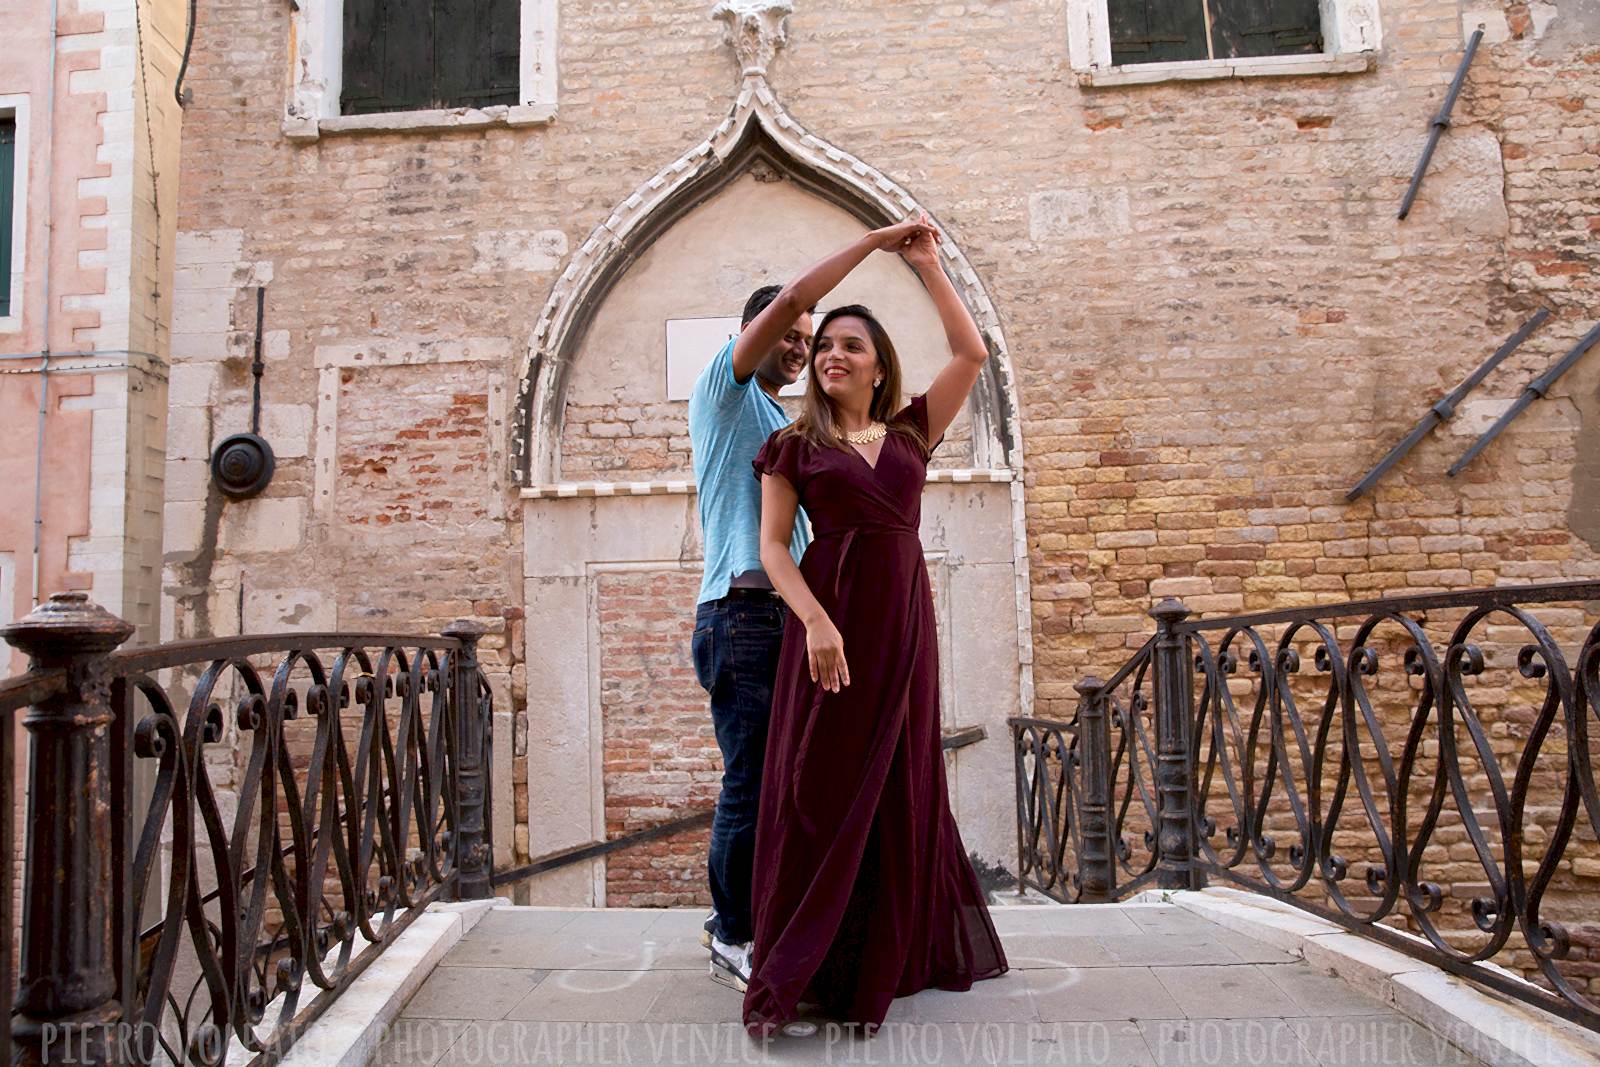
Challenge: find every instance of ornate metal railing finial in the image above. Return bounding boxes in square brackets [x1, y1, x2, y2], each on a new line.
[3, 591, 135, 1065]
[711, 0, 794, 79]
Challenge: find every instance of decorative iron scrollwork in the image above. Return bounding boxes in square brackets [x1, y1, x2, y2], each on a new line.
[1017, 580, 1600, 1034]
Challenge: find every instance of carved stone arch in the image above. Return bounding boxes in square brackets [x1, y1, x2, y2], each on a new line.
[512, 84, 1025, 486]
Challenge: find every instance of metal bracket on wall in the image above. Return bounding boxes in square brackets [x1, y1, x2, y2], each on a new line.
[1448, 319, 1600, 477]
[1398, 26, 1485, 221]
[941, 724, 988, 751]
[210, 286, 277, 499]
[1346, 308, 1551, 501]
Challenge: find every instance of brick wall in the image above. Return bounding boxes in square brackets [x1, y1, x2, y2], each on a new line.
[562, 401, 697, 478]
[597, 569, 720, 907]
[337, 381, 492, 530]
[559, 397, 980, 479]
[166, 0, 1599, 926]
[960, 11, 1597, 709]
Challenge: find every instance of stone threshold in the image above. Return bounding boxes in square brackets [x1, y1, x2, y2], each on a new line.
[1133, 886, 1600, 1067]
[281, 899, 497, 1067]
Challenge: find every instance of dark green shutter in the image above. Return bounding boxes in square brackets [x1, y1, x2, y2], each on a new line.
[342, 0, 516, 115]
[434, 0, 520, 109]
[340, 0, 382, 113]
[0, 119, 13, 319]
[342, 0, 435, 114]
[1209, 0, 1323, 58]
[1110, 0, 1209, 64]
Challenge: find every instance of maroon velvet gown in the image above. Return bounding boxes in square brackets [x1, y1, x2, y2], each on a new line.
[742, 393, 1008, 1036]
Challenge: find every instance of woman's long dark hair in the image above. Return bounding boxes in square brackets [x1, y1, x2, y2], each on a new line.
[779, 304, 930, 458]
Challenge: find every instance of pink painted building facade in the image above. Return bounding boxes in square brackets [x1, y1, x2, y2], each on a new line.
[0, 0, 185, 669]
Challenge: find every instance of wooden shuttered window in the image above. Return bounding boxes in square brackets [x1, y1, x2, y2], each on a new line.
[1110, 0, 1322, 66]
[1209, 0, 1324, 58]
[341, 0, 519, 116]
[0, 119, 13, 319]
[435, 0, 521, 109]
[1110, 0, 1209, 64]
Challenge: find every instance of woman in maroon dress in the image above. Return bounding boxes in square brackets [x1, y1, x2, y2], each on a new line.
[740, 216, 1009, 1037]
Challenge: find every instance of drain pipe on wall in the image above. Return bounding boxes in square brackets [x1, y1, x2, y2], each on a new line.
[29, 0, 60, 608]
[31, 350, 50, 608]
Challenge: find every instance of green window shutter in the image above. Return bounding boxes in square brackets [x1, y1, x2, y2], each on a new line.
[1209, 0, 1323, 58]
[433, 0, 520, 109]
[1110, 0, 1209, 65]
[0, 119, 13, 319]
[342, 0, 436, 115]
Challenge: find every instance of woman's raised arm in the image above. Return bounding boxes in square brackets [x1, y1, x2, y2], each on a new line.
[901, 223, 989, 445]
[733, 217, 935, 378]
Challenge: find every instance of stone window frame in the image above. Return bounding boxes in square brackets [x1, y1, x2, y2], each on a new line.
[282, 0, 558, 141]
[0, 95, 29, 334]
[1066, 0, 1382, 87]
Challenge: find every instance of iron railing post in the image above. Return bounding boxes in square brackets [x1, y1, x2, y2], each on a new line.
[1075, 677, 1115, 902]
[2, 593, 134, 1065]
[443, 619, 491, 899]
[1011, 722, 1024, 896]
[1150, 597, 1199, 892]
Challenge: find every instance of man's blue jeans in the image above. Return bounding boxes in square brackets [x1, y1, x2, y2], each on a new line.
[692, 592, 787, 946]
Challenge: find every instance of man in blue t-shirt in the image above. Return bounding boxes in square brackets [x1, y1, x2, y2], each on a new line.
[687, 285, 812, 991]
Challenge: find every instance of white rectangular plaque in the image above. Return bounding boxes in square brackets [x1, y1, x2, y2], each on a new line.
[666, 316, 806, 401]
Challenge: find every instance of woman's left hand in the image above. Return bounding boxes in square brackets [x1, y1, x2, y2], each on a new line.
[900, 212, 942, 273]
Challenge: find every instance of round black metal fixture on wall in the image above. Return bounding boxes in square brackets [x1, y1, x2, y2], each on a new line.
[210, 432, 276, 499]
[211, 285, 276, 499]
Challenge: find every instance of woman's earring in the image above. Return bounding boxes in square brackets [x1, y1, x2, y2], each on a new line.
[873, 377, 883, 387]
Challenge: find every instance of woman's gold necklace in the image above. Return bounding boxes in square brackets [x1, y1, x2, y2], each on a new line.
[840, 421, 887, 445]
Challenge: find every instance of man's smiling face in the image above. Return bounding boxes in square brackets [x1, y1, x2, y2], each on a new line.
[757, 310, 814, 389]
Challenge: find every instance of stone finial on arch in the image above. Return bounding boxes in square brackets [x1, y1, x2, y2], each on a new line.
[712, 0, 793, 78]
[512, 3, 1025, 487]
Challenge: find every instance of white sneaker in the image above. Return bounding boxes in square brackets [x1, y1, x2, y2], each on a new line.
[699, 911, 716, 950]
[708, 936, 752, 992]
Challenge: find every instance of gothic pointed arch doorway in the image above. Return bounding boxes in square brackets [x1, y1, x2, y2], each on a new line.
[513, 2, 1032, 906]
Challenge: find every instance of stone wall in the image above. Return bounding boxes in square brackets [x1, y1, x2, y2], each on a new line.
[166, 0, 1598, 924]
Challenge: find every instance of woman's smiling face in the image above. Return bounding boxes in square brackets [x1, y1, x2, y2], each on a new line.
[813, 315, 881, 401]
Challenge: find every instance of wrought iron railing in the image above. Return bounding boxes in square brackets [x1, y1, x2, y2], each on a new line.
[1, 592, 493, 1065]
[1011, 580, 1600, 1033]
[1012, 640, 1155, 902]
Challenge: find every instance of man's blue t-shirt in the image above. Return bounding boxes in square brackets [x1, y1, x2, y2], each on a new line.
[689, 339, 810, 604]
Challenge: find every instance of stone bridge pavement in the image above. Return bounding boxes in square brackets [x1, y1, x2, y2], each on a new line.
[362, 899, 1502, 1067]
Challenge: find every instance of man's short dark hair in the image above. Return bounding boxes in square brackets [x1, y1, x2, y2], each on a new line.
[741, 285, 782, 326]
[741, 285, 815, 327]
